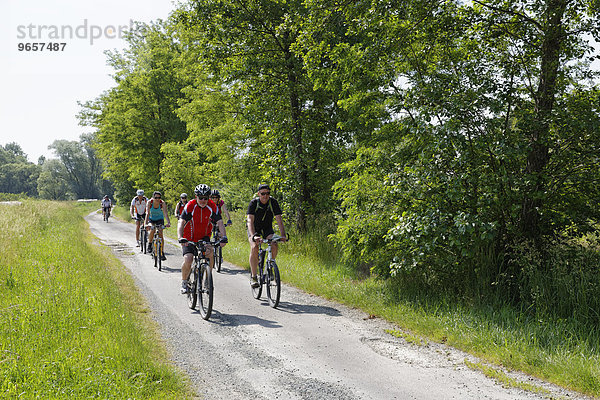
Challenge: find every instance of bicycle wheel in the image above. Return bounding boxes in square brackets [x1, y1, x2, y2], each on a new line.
[266, 260, 281, 308]
[252, 258, 263, 300]
[187, 262, 198, 309]
[153, 240, 158, 269]
[157, 240, 162, 272]
[141, 229, 147, 253]
[198, 262, 213, 320]
[215, 245, 222, 273]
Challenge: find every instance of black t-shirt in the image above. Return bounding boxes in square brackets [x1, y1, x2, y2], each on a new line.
[246, 197, 282, 230]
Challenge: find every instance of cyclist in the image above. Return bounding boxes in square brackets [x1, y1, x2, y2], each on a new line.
[101, 195, 112, 220]
[144, 191, 171, 260]
[130, 189, 147, 247]
[210, 189, 232, 226]
[174, 193, 188, 219]
[178, 184, 228, 294]
[246, 184, 287, 288]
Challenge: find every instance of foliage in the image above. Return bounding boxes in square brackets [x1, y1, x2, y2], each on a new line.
[37, 159, 75, 200]
[79, 20, 189, 206]
[47, 135, 111, 199]
[298, 0, 600, 302]
[172, 0, 350, 229]
[0, 142, 40, 196]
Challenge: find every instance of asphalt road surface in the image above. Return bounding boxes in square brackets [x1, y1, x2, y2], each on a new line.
[86, 211, 588, 400]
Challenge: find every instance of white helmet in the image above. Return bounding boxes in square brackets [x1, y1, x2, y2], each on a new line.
[136, 189, 144, 196]
[194, 184, 211, 197]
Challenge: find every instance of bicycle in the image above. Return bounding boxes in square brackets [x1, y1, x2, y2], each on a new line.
[211, 225, 223, 273]
[180, 239, 220, 320]
[148, 223, 164, 271]
[103, 207, 111, 222]
[252, 234, 287, 308]
[133, 216, 148, 254]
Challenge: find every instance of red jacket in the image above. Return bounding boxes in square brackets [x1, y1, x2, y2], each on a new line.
[180, 199, 221, 241]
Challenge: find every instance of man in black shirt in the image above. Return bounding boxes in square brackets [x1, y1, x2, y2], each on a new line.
[246, 184, 287, 288]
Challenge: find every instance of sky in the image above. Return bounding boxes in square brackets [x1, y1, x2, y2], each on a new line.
[0, 0, 177, 163]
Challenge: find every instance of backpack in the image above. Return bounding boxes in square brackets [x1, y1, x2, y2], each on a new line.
[255, 198, 274, 221]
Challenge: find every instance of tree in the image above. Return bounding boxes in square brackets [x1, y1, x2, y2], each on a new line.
[37, 159, 73, 200]
[299, 0, 600, 295]
[0, 142, 40, 196]
[173, 0, 349, 230]
[79, 20, 189, 205]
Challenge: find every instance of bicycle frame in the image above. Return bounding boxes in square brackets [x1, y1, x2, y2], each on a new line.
[134, 217, 148, 253]
[149, 223, 164, 271]
[185, 239, 217, 320]
[253, 235, 285, 308]
[211, 225, 223, 272]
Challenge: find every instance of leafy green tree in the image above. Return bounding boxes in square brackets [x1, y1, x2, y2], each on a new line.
[173, 0, 349, 230]
[300, 0, 600, 299]
[79, 20, 189, 205]
[0, 143, 40, 196]
[37, 159, 73, 200]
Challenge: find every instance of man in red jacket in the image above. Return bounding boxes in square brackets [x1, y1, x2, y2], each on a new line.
[177, 184, 227, 294]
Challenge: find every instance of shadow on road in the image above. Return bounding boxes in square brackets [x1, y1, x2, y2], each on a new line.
[159, 265, 182, 273]
[275, 301, 342, 317]
[197, 310, 283, 328]
[216, 266, 247, 276]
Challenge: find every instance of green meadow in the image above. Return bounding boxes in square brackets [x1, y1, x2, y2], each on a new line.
[0, 201, 192, 399]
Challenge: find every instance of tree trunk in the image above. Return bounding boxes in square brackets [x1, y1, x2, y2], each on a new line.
[284, 39, 308, 232]
[520, 0, 567, 239]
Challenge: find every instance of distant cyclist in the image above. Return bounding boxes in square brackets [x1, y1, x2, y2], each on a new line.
[246, 184, 287, 288]
[101, 195, 112, 220]
[144, 191, 171, 260]
[210, 189, 232, 226]
[174, 193, 188, 219]
[178, 184, 227, 294]
[130, 189, 147, 247]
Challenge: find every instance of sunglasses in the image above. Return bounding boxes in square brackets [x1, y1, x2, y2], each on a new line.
[198, 196, 209, 200]
[259, 192, 270, 196]
[154, 196, 161, 199]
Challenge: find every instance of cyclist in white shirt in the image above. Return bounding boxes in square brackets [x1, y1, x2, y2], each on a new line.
[101, 195, 112, 220]
[130, 189, 147, 246]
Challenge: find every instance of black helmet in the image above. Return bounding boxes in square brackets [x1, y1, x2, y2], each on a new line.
[194, 184, 211, 197]
[210, 189, 220, 197]
[257, 183, 270, 192]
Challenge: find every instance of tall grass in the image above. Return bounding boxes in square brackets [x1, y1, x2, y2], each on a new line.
[0, 201, 192, 398]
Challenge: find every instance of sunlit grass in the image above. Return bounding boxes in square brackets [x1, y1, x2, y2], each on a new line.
[0, 200, 192, 398]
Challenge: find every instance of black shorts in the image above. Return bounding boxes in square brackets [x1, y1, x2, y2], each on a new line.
[182, 236, 210, 256]
[149, 219, 164, 228]
[136, 212, 146, 220]
[248, 226, 274, 239]
[103, 207, 110, 212]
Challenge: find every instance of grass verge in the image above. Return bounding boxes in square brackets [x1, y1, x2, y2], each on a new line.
[0, 200, 193, 399]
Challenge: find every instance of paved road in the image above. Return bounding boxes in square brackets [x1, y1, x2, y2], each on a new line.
[86, 212, 586, 400]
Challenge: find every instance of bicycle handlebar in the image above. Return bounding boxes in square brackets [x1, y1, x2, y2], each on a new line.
[255, 233, 289, 244]
[178, 238, 222, 247]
